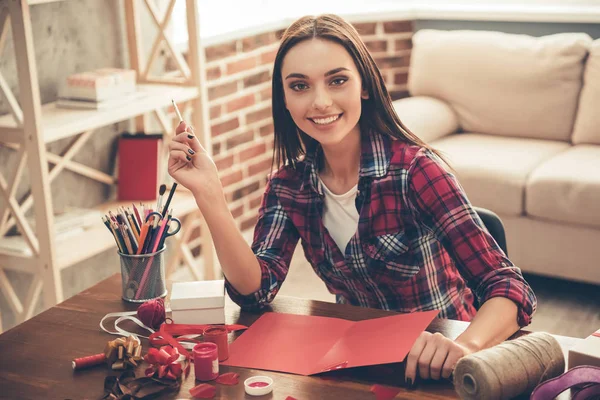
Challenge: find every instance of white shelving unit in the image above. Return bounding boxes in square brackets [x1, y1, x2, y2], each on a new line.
[0, 0, 215, 329]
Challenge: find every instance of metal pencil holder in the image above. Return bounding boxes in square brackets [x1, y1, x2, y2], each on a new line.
[119, 246, 167, 303]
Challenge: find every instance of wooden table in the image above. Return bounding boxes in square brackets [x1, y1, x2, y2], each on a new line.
[0, 274, 582, 399]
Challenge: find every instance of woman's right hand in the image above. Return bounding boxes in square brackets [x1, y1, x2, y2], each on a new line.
[168, 122, 222, 201]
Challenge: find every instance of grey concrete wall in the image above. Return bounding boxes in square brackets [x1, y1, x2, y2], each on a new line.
[0, 0, 128, 331]
[415, 19, 600, 39]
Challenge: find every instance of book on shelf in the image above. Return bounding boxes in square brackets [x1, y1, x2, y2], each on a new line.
[58, 68, 137, 102]
[56, 90, 144, 110]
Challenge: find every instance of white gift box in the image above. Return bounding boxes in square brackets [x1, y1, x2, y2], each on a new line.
[568, 328, 600, 369]
[170, 280, 225, 325]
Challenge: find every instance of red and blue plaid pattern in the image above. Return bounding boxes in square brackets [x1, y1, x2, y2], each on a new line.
[225, 132, 536, 326]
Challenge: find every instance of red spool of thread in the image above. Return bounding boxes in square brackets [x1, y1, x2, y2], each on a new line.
[203, 326, 229, 361]
[72, 353, 106, 370]
[193, 342, 219, 381]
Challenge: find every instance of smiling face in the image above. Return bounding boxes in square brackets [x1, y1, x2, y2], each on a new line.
[281, 38, 367, 148]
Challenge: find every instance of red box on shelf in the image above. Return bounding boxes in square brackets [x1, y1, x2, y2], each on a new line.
[117, 133, 163, 201]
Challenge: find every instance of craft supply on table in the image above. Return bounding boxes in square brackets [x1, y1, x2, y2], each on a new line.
[104, 335, 143, 370]
[221, 310, 438, 375]
[73, 336, 142, 372]
[136, 297, 167, 329]
[144, 345, 187, 380]
[244, 376, 274, 396]
[203, 325, 229, 361]
[102, 185, 181, 302]
[170, 280, 226, 325]
[568, 327, 600, 369]
[530, 365, 600, 399]
[453, 332, 564, 400]
[101, 370, 180, 400]
[72, 353, 106, 370]
[193, 342, 219, 381]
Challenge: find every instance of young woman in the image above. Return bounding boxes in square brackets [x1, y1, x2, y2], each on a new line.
[168, 14, 536, 386]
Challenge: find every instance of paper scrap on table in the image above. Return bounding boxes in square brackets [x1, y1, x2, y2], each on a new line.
[221, 310, 439, 376]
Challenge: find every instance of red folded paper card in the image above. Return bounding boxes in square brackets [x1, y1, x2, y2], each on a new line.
[221, 310, 439, 376]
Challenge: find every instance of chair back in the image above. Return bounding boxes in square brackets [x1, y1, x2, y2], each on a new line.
[473, 206, 508, 256]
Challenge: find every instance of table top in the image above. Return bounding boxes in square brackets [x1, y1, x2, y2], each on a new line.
[0, 274, 582, 400]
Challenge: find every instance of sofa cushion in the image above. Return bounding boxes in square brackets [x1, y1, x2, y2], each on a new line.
[432, 133, 569, 216]
[409, 29, 591, 142]
[392, 96, 459, 143]
[526, 145, 600, 229]
[572, 39, 600, 145]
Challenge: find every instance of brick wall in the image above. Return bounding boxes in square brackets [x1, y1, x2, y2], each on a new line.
[200, 19, 413, 236]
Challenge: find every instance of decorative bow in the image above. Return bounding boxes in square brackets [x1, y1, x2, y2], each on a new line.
[143, 346, 186, 380]
[104, 335, 143, 370]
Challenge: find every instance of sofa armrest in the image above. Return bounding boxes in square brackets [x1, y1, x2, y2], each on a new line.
[392, 96, 459, 143]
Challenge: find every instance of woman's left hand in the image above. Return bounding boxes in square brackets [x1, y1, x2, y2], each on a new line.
[404, 331, 475, 385]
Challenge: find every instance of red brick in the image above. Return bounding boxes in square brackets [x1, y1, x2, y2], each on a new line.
[259, 87, 272, 101]
[353, 22, 376, 36]
[240, 142, 267, 162]
[395, 38, 413, 51]
[246, 106, 272, 124]
[265, 136, 274, 150]
[226, 56, 257, 75]
[226, 94, 255, 113]
[249, 195, 262, 209]
[212, 142, 221, 156]
[394, 72, 408, 85]
[242, 32, 277, 52]
[382, 72, 390, 85]
[215, 154, 234, 170]
[243, 70, 270, 88]
[211, 117, 239, 137]
[226, 130, 254, 149]
[220, 170, 243, 187]
[248, 157, 272, 177]
[208, 81, 238, 101]
[374, 54, 411, 69]
[240, 213, 259, 231]
[232, 181, 261, 201]
[230, 204, 244, 218]
[206, 66, 221, 81]
[383, 21, 414, 33]
[365, 39, 388, 53]
[205, 41, 237, 62]
[210, 105, 221, 119]
[260, 48, 278, 65]
[389, 90, 410, 101]
[259, 122, 274, 137]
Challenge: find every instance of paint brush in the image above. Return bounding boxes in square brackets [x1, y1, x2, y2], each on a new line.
[161, 183, 177, 218]
[156, 184, 167, 215]
[172, 99, 184, 123]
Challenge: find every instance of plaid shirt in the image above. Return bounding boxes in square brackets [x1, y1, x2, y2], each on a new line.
[225, 132, 537, 326]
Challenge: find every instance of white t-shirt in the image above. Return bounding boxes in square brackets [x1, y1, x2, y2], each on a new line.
[319, 177, 360, 254]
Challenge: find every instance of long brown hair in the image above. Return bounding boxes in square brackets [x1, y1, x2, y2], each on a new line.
[271, 14, 444, 169]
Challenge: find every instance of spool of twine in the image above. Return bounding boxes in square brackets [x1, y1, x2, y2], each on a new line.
[453, 332, 565, 400]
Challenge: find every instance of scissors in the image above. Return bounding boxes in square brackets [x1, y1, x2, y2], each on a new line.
[145, 211, 181, 238]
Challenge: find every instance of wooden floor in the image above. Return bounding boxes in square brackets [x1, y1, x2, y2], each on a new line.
[522, 273, 600, 338]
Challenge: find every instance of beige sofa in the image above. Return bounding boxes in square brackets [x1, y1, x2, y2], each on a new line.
[393, 29, 600, 285]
